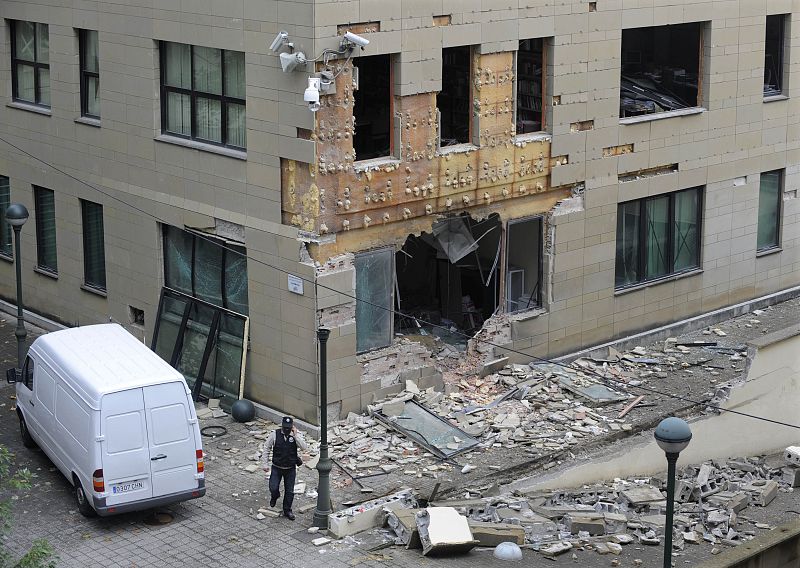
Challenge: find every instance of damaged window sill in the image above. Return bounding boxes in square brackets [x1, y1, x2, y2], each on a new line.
[438, 143, 478, 156]
[614, 268, 703, 296]
[619, 107, 705, 125]
[509, 307, 547, 321]
[763, 94, 789, 103]
[353, 156, 401, 172]
[514, 132, 551, 144]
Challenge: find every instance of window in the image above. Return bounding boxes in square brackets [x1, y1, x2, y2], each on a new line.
[620, 23, 703, 117]
[764, 15, 786, 97]
[439, 46, 472, 146]
[615, 187, 702, 288]
[0, 176, 11, 257]
[23, 356, 34, 390]
[11, 21, 50, 106]
[81, 200, 106, 291]
[160, 42, 246, 149]
[506, 217, 543, 312]
[516, 39, 545, 134]
[353, 54, 392, 161]
[80, 30, 100, 118]
[757, 170, 782, 251]
[162, 225, 248, 314]
[34, 187, 57, 273]
[355, 248, 393, 352]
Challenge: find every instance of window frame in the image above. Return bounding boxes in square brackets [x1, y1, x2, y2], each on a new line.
[757, 170, 783, 252]
[505, 216, 544, 313]
[162, 225, 248, 314]
[159, 41, 247, 150]
[352, 54, 394, 162]
[80, 199, 106, 292]
[438, 45, 474, 148]
[619, 22, 705, 119]
[10, 20, 50, 107]
[515, 38, 547, 136]
[23, 356, 34, 391]
[0, 176, 11, 259]
[33, 186, 57, 274]
[615, 187, 704, 290]
[79, 29, 100, 119]
[764, 14, 786, 98]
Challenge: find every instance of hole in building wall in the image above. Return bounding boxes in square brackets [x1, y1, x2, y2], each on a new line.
[506, 217, 543, 313]
[129, 306, 145, 326]
[395, 214, 502, 345]
[432, 14, 451, 27]
[516, 38, 545, 135]
[620, 22, 703, 117]
[589, 2, 597, 12]
[439, 46, 472, 146]
[353, 54, 392, 161]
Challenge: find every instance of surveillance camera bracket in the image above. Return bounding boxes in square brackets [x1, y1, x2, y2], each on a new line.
[317, 71, 336, 96]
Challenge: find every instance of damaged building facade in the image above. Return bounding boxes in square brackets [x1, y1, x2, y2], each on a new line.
[0, 1, 799, 423]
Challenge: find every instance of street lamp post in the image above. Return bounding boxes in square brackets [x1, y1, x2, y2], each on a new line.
[5, 203, 29, 370]
[654, 417, 692, 568]
[313, 327, 332, 529]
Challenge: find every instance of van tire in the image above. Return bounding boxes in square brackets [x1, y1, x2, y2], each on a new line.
[19, 414, 36, 449]
[74, 479, 97, 517]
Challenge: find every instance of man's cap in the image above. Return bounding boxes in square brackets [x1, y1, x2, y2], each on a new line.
[282, 416, 294, 427]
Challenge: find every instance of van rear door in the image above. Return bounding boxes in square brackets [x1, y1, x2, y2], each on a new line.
[143, 382, 198, 497]
[101, 389, 153, 504]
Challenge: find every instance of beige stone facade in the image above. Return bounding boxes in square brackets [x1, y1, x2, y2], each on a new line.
[1, 1, 798, 423]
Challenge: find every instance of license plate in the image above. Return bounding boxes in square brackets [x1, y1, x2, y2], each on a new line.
[112, 481, 144, 494]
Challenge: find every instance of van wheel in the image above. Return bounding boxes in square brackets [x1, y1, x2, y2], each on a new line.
[74, 480, 97, 518]
[19, 415, 36, 449]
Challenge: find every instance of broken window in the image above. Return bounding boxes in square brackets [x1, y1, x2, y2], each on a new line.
[353, 54, 392, 161]
[505, 217, 543, 312]
[615, 187, 702, 288]
[163, 224, 249, 314]
[355, 248, 394, 352]
[152, 288, 248, 408]
[764, 15, 786, 97]
[757, 170, 782, 251]
[516, 38, 545, 134]
[439, 46, 472, 146]
[374, 400, 480, 458]
[620, 23, 703, 117]
[395, 214, 501, 342]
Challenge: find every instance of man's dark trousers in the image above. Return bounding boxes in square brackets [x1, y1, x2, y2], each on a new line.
[269, 466, 297, 514]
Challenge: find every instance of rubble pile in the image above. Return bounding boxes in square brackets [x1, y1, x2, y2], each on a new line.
[326, 330, 750, 478]
[370, 451, 798, 560]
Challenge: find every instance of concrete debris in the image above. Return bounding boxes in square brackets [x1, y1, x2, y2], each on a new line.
[312, 537, 331, 546]
[329, 489, 417, 539]
[467, 521, 525, 546]
[416, 507, 478, 556]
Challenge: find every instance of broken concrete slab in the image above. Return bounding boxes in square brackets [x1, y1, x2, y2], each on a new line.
[387, 508, 422, 549]
[328, 489, 417, 539]
[620, 485, 665, 507]
[481, 357, 510, 378]
[565, 513, 605, 535]
[467, 521, 525, 547]
[416, 507, 478, 556]
[540, 541, 572, 558]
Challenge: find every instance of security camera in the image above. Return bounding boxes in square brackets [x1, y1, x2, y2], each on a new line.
[280, 51, 307, 72]
[304, 77, 321, 112]
[269, 31, 289, 53]
[343, 31, 369, 49]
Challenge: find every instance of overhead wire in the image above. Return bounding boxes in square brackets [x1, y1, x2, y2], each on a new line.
[2, 133, 799, 432]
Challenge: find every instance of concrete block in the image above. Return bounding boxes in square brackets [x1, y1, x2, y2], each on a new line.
[480, 357, 509, 377]
[467, 521, 525, 547]
[387, 508, 422, 549]
[784, 446, 800, 466]
[782, 466, 800, 488]
[565, 513, 605, 535]
[744, 480, 778, 507]
[328, 489, 417, 538]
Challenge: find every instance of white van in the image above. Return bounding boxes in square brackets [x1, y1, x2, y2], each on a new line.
[8, 323, 205, 516]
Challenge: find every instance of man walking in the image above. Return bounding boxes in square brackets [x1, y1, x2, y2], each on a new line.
[262, 416, 307, 520]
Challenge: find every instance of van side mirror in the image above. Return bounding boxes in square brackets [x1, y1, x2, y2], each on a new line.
[6, 368, 20, 384]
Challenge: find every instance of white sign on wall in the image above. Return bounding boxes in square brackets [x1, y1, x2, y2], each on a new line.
[287, 274, 304, 295]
